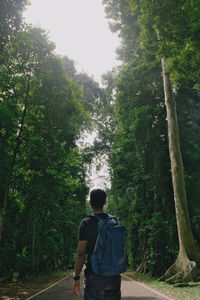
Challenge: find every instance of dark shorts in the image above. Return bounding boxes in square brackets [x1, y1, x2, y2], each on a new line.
[84, 273, 121, 300]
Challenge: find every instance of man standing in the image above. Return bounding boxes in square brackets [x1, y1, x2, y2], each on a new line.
[73, 189, 122, 299]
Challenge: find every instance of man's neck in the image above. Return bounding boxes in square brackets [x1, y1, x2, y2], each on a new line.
[93, 209, 104, 214]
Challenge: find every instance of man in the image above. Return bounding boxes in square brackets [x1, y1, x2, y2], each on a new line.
[73, 189, 121, 299]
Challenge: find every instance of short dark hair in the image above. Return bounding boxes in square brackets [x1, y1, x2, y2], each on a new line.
[90, 189, 106, 209]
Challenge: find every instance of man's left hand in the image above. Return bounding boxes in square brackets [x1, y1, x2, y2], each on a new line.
[73, 279, 81, 296]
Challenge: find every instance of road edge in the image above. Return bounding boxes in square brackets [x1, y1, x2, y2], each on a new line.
[122, 274, 175, 300]
[25, 273, 73, 299]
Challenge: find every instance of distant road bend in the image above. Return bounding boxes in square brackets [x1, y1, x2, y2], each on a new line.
[26, 273, 175, 300]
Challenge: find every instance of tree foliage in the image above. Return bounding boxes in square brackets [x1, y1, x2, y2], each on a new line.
[0, 0, 29, 54]
[0, 25, 90, 279]
[102, 0, 200, 280]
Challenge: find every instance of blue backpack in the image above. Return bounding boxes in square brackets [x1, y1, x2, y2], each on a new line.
[90, 214, 127, 276]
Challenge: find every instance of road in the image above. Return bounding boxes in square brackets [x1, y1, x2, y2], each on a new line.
[26, 274, 174, 300]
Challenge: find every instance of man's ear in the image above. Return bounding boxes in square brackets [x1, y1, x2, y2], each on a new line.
[104, 201, 106, 206]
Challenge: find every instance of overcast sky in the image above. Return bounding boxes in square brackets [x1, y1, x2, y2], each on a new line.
[23, 0, 120, 84]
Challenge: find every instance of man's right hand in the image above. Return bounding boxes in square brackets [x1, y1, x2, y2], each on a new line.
[73, 279, 81, 296]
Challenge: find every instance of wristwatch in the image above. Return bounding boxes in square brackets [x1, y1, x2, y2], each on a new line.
[73, 275, 80, 280]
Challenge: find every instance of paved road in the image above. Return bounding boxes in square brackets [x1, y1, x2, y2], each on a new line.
[26, 274, 174, 300]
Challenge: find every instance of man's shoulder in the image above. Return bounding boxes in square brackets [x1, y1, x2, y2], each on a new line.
[80, 215, 97, 226]
[80, 213, 109, 226]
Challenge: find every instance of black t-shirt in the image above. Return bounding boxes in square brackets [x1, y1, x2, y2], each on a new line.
[78, 213, 108, 274]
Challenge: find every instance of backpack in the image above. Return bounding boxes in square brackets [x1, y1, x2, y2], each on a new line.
[90, 214, 127, 276]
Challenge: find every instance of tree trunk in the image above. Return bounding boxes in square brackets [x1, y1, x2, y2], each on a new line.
[0, 76, 30, 246]
[160, 58, 200, 283]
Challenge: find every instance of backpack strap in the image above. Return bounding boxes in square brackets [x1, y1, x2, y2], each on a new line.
[91, 214, 120, 227]
[92, 213, 102, 221]
[91, 213, 114, 221]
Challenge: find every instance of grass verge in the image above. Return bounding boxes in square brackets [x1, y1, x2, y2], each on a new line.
[125, 271, 200, 300]
[0, 270, 72, 300]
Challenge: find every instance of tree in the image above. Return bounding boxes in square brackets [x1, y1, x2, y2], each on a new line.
[0, 0, 29, 54]
[160, 58, 200, 282]
[129, 0, 200, 282]
[0, 26, 88, 278]
[0, 27, 56, 245]
[103, 0, 200, 282]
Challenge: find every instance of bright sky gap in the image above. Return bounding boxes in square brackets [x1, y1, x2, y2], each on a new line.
[23, 0, 120, 85]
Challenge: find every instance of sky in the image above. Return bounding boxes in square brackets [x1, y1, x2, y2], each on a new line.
[23, 0, 120, 85]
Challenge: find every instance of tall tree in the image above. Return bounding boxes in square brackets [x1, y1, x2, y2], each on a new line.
[128, 0, 200, 282]
[0, 27, 88, 278]
[103, 0, 200, 282]
[160, 58, 200, 282]
[0, 27, 55, 245]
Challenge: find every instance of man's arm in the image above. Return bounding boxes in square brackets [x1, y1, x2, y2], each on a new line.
[73, 240, 87, 296]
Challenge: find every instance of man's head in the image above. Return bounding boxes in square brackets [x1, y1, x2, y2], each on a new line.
[89, 189, 107, 210]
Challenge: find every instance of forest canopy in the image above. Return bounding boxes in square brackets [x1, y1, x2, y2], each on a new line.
[0, 1, 99, 279]
[0, 0, 200, 284]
